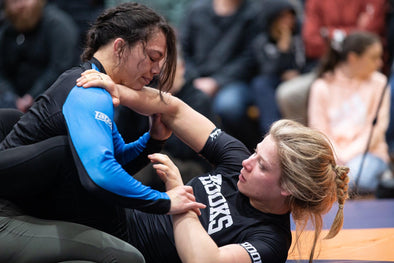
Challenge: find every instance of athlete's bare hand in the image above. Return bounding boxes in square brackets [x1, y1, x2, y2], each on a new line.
[149, 153, 183, 189]
[149, 153, 206, 215]
[166, 185, 206, 216]
[76, 70, 120, 106]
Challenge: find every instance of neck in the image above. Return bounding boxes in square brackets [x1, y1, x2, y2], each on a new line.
[250, 197, 289, 215]
[93, 49, 117, 82]
[213, 0, 243, 16]
[339, 63, 370, 80]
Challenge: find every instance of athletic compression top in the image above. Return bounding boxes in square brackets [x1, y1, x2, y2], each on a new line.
[0, 58, 171, 238]
[127, 129, 292, 263]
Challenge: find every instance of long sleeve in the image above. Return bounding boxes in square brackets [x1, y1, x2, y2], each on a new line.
[63, 86, 171, 214]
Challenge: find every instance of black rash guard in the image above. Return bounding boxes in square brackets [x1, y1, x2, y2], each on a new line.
[126, 129, 292, 263]
[0, 58, 170, 239]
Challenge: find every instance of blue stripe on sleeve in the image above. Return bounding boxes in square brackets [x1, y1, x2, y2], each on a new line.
[63, 85, 169, 203]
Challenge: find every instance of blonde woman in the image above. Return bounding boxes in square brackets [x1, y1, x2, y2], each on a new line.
[77, 70, 350, 263]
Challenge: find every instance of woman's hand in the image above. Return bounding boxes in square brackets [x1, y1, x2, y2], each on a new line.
[149, 114, 172, 141]
[76, 69, 120, 107]
[149, 153, 183, 189]
[149, 153, 206, 215]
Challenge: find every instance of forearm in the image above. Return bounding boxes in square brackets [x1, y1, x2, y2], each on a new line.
[118, 85, 175, 116]
[173, 212, 221, 263]
[118, 85, 215, 153]
[172, 212, 250, 263]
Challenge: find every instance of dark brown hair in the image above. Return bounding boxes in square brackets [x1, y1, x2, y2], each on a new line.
[317, 31, 380, 78]
[81, 2, 177, 92]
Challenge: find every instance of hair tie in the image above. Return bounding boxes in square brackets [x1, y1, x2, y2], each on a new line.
[331, 29, 345, 52]
[338, 204, 344, 209]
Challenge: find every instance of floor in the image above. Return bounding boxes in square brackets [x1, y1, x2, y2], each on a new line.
[286, 198, 394, 263]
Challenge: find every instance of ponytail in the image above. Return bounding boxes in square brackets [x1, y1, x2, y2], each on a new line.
[325, 165, 349, 239]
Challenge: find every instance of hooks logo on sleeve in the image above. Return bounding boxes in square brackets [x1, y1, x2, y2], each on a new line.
[95, 111, 112, 130]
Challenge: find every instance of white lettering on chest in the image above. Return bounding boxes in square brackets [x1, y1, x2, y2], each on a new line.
[199, 174, 233, 234]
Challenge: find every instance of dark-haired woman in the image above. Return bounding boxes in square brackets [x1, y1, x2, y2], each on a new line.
[0, 3, 203, 262]
[308, 31, 392, 195]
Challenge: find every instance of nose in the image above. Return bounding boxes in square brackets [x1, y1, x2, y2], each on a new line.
[151, 61, 161, 75]
[242, 155, 255, 171]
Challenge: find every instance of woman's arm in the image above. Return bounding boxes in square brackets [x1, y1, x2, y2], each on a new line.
[173, 212, 251, 263]
[77, 70, 215, 153]
[148, 153, 251, 263]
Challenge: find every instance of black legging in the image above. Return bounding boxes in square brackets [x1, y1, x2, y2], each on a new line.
[0, 211, 144, 263]
[0, 109, 144, 263]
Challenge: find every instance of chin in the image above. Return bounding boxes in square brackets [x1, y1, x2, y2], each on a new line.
[128, 83, 143, 90]
[237, 181, 245, 193]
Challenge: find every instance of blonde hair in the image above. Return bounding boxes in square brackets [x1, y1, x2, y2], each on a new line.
[269, 119, 349, 262]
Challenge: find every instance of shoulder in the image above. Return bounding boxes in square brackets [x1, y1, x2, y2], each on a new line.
[200, 129, 250, 172]
[311, 76, 331, 92]
[369, 71, 387, 85]
[67, 86, 112, 112]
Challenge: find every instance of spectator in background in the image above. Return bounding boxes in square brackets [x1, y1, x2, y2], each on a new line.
[250, 0, 305, 136]
[105, 0, 190, 29]
[179, 0, 262, 150]
[50, 0, 105, 60]
[0, 0, 79, 112]
[303, 0, 387, 69]
[308, 31, 392, 196]
[276, 0, 388, 126]
[116, 52, 218, 190]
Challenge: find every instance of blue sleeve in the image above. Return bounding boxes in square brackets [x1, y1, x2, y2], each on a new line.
[63, 85, 170, 214]
[112, 123, 151, 165]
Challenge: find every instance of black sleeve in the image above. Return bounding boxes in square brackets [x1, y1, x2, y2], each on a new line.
[200, 128, 251, 175]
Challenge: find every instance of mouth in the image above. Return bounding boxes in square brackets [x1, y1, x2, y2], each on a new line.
[238, 172, 246, 183]
[142, 77, 152, 86]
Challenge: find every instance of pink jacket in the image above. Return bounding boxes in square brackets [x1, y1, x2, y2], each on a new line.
[308, 69, 390, 164]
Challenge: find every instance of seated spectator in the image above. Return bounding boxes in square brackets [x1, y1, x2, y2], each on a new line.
[0, 0, 79, 112]
[277, 0, 388, 126]
[250, 0, 305, 135]
[179, 0, 262, 149]
[51, 0, 105, 60]
[308, 31, 393, 195]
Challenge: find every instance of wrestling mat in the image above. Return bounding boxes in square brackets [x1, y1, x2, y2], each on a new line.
[286, 198, 394, 263]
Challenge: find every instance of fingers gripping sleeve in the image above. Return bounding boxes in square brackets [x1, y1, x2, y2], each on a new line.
[63, 86, 170, 213]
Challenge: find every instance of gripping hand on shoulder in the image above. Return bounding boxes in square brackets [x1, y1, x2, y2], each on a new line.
[76, 70, 120, 106]
[149, 153, 206, 215]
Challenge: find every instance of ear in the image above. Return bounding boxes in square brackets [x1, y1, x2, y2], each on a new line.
[113, 38, 126, 58]
[280, 187, 291, 197]
[347, 51, 358, 64]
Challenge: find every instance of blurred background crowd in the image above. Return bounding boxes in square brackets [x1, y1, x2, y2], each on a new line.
[1, 0, 394, 198]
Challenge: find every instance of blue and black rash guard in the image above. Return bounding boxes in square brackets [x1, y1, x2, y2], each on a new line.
[0, 58, 170, 237]
[63, 63, 170, 212]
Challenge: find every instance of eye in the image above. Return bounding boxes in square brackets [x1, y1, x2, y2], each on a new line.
[258, 161, 266, 171]
[253, 149, 266, 171]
